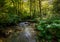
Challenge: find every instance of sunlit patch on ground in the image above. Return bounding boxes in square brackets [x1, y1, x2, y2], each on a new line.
[0, 39, 3, 42]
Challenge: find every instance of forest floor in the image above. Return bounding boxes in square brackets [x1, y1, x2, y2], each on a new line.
[0, 22, 37, 42]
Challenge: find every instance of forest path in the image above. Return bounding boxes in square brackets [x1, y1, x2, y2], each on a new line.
[0, 22, 37, 42]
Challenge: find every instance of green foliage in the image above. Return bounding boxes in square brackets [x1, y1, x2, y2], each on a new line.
[36, 19, 60, 41]
[0, 0, 6, 7]
[53, 0, 60, 14]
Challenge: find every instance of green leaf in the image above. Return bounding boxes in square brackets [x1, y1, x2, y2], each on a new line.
[37, 26, 44, 31]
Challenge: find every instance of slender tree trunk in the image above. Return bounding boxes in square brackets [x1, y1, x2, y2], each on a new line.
[20, 0, 22, 13]
[30, 0, 32, 19]
[39, 0, 42, 19]
[33, 0, 36, 18]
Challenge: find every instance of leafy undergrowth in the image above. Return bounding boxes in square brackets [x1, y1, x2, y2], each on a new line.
[35, 19, 60, 42]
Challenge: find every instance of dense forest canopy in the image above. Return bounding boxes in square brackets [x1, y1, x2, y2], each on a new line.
[0, 0, 60, 25]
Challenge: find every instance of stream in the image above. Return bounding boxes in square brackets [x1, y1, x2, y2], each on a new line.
[0, 22, 37, 42]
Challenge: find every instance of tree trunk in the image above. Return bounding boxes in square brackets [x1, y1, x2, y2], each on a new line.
[39, 0, 42, 19]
